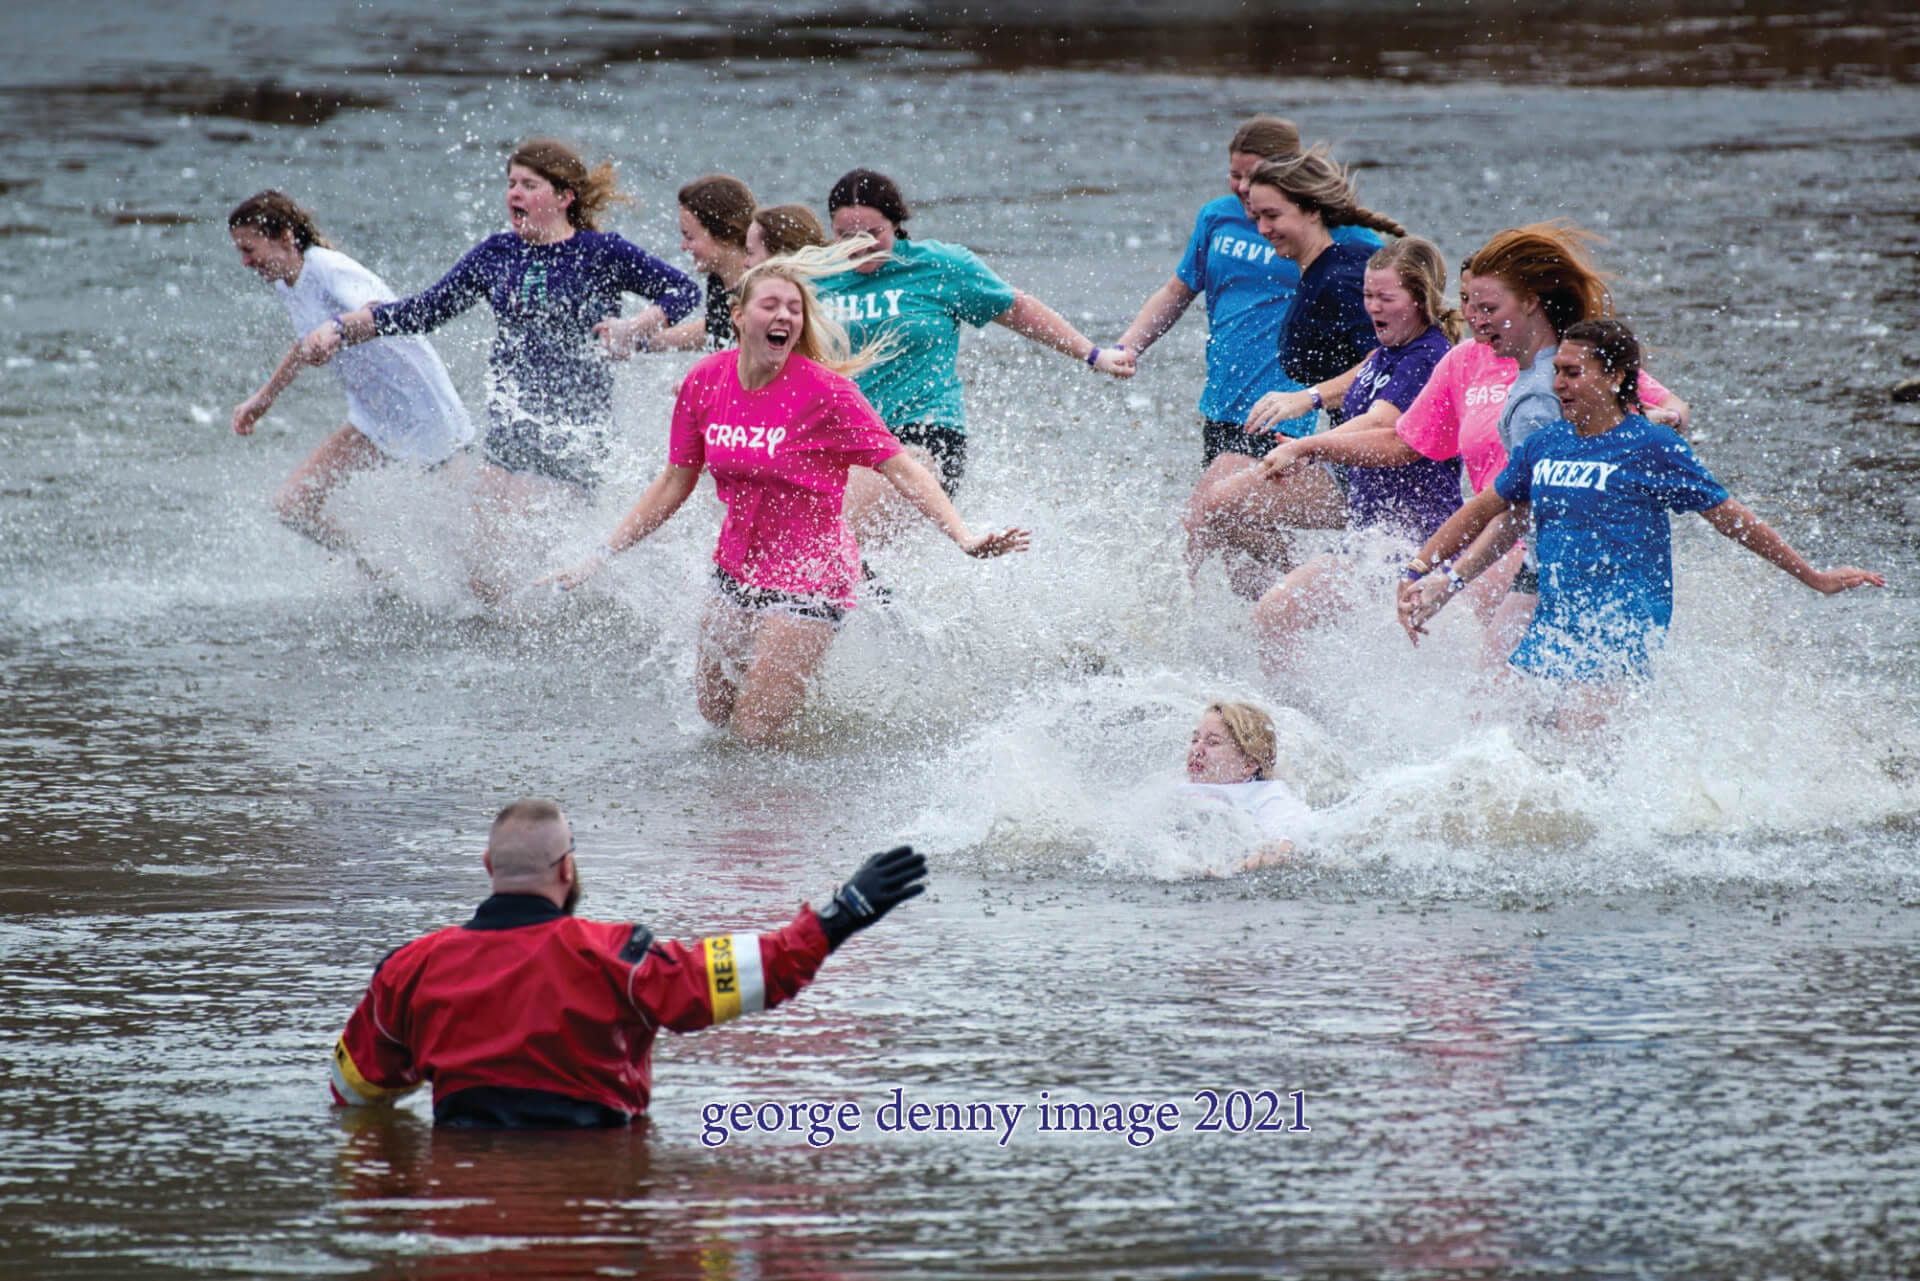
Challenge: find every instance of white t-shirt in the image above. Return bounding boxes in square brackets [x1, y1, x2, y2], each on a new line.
[1180, 779, 1310, 839]
[275, 246, 473, 464]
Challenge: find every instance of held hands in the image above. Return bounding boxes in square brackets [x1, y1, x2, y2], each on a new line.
[1809, 566, 1886, 594]
[231, 393, 272, 436]
[815, 845, 929, 950]
[593, 314, 658, 361]
[1396, 574, 1452, 643]
[960, 527, 1032, 559]
[298, 321, 343, 367]
[1091, 345, 1137, 379]
[1245, 389, 1317, 436]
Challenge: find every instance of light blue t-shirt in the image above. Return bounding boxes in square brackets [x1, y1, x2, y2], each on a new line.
[814, 238, 1019, 433]
[1496, 343, 1562, 456]
[1175, 195, 1382, 432]
[1495, 414, 1730, 683]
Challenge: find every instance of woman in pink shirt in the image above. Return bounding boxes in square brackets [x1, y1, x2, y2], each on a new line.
[547, 242, 1029, 746]
[1249, 252, 1689, 664]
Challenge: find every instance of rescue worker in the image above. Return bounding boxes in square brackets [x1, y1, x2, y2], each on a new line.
[329, 797, 927, 1128]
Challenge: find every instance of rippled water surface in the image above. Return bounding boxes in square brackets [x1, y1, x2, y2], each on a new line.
[3, 2, 1918, 1277]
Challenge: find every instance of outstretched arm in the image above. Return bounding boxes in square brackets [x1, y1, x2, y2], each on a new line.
[1700, 499, 1885, 594]
[993, 292, 1134, 378]
[232, 343, 309, 435]
[877, 452, 1030, 558]
[1116, 276, 1198, 359]
[1258, 421, 1422, 482]
[541, 464, 702, 589]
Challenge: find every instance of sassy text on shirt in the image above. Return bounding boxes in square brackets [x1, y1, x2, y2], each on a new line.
[706, 423, 788, 456]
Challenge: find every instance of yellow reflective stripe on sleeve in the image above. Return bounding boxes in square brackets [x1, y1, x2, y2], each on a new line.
[331, 1037, 415, 1105]
[703, 933, 764, 1024]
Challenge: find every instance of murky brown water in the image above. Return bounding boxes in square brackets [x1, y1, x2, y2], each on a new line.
[3, 2, 1919, 1277]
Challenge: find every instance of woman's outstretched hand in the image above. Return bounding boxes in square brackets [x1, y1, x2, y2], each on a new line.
[1809, 566, 1886, 594]
[960, 527, 1032, 559]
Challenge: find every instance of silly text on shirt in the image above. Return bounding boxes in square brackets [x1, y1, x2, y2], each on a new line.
[821, 290, 907, 322]
[706, 422, 788, 456]
[1530, 458, 1621, 492]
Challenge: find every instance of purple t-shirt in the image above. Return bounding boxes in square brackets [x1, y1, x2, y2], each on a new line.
[1340, 325, 1460, 540]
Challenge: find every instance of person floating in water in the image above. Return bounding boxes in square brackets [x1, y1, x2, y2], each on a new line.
[1184, 701, 1310, 873]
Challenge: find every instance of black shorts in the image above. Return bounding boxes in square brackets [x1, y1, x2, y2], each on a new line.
[711, 568, 847, 627]
[484, 418, 608, 492]
[1201, 418, 1286, 467]
[1512, 564, 1540, 596]
[892, 423, 967, 496]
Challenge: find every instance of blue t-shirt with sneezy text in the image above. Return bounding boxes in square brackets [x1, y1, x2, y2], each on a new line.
[1494, 413, 1730, 682]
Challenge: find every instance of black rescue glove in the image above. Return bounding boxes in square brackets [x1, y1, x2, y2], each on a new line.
[815, 845, 928, 950]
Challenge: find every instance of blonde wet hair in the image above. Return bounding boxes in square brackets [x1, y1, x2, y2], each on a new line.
[732, 236, 900, 379]
[1369, 237, 1465, 344]
[1207, 702, 1278, 782]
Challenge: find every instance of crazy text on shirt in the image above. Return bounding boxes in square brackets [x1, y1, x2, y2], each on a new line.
[706, 422, 788, 457]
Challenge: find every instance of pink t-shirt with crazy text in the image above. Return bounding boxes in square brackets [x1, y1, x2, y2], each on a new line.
[1397, 340, 1673, 494]
[669, 350, 902, 607]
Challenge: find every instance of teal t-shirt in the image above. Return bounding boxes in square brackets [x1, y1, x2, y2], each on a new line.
[814, 238, 1019, 433]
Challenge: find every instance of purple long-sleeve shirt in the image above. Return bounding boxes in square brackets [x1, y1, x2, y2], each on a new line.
[372, 230, 699, 431]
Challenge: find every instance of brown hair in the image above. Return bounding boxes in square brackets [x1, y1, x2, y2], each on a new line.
[509, 138, 630, 231]
[678, 174, 755, 247]
[1228, 115, 1303, 160]
[1463, 222, 1614, 336]
[1561, 318, 1643, 413]
[1368, 237, 1464, 344]
[828, 168, 911, 239]
[227, 190, 330, 251]
[752, 204, 828, 258]
[1246, 145, 1407, 239]
[1207, 702, 1278, 782]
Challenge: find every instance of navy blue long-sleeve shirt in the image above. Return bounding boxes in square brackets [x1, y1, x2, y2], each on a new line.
[373, 230, 700, 432]
[1277, 240, 1377, 425]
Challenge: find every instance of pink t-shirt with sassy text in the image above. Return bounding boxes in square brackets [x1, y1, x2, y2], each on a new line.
[1397, 340, 1673, 494]
[669, 350, 902, 608]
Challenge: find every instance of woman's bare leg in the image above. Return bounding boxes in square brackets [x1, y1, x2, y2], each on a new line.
[465, 461, 584, 607]
[1184, 454, 1347, 596]
[270, 423, 384, 554]
[1250, 554, 1359, 681]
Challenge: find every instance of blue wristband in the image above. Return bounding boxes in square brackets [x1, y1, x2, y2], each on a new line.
[1085, 346, 1101, 368]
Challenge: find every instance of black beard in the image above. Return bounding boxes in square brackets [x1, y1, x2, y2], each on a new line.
[563, 868, 583, 916]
